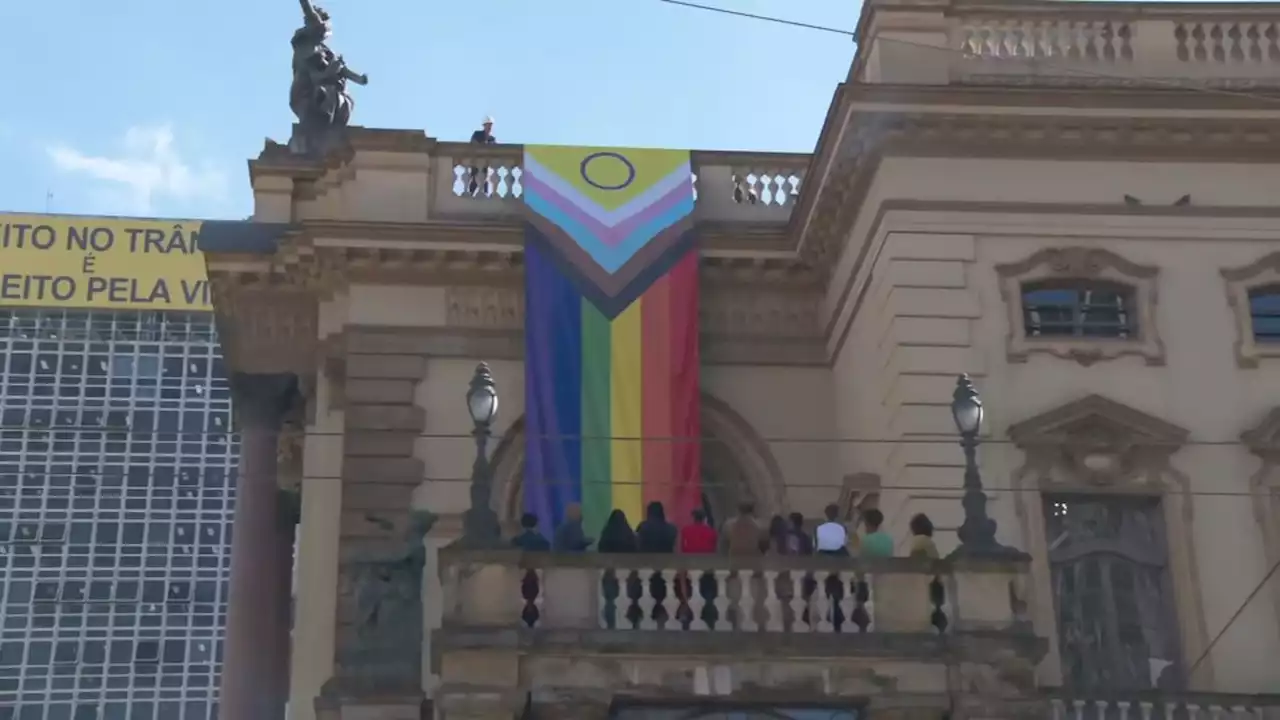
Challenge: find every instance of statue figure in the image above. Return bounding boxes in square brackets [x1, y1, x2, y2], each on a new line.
[353, 512, 433, 655]
[289, 0, 368, 154]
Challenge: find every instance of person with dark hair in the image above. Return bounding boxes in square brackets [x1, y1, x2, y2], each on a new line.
[787, 512, 813, 556]
[814, 503, 849, 556]
[680, 508, 717, 554]
[908, 513, 940, 559]
[597, 509, 638, 553]
[636, 502, 677, 553]
[860, 508, 893, 558]
[511, 512, 550, 551]
[765, 515, 792, 555]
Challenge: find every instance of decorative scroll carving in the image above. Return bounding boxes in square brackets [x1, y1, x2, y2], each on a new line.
[1241, 408, 1280, 635]
[445, 286, 524, 329]
[996, 246, 1163, 367]
[700, 290, 822, 338]
[838, 472, 882, 524]
[1222, 252, 1280, 368]
[1007, 394, 1211, 688]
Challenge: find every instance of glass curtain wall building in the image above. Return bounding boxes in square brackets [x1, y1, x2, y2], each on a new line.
[0, 308, 236, 720]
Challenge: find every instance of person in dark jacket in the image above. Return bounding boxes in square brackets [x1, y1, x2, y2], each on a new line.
[470, 116, 496, 144]
[553, 503, 593, 552]
[636, 501, 677, 553]
[597, 509, 638, 553]
[511, 512, 550, 551]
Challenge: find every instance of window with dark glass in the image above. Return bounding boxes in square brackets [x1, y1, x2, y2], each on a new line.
[1021, 281, 1137, 339]
[1043, 496, 1182, 691]
[1249, 286, 1280, 343]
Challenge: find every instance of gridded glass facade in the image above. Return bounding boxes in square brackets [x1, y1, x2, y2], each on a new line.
[0, 309, 237, 720]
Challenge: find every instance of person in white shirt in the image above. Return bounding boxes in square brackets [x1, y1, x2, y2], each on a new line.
[814, 503, 849, 556]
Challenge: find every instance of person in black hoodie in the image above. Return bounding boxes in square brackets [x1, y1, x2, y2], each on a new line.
[597, 509, 638, 553]
[636, 502, 677, 554]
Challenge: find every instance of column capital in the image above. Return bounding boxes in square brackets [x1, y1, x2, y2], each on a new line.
[232, 372, 303, 429]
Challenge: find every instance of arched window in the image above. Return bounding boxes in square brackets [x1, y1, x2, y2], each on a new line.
[1021, 280, 1138, 339]
[1248, 285, 1280, 343]
[1044, 496, 1182, 691]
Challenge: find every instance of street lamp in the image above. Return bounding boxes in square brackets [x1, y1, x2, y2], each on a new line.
[458, 362, 503, 547]
[950, 374, 1022, 558]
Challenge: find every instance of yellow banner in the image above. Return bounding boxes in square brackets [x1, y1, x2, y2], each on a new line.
[0, 214, 209, 311]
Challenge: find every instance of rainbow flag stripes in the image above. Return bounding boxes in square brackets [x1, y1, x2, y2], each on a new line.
[522, 146, 702, 537]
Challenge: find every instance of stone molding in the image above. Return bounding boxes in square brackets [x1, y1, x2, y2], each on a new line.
[794, 108, 1280, 281]
[1241, 407, 1280, 640]
[996, 246, 1164, 367]
[1007, 394, 1211, 689]
[1221, 251, 1280, 368]
[210, 283, 321, 376]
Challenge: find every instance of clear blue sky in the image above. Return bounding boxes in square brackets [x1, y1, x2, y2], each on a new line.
[0, 0, 854, 220]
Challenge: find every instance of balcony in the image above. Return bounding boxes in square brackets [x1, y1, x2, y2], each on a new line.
[434, 550, 1280, 720]
[434, 550, 1044, 719]
[856, 0, 1280, 88]
[430, 143, 808, 226]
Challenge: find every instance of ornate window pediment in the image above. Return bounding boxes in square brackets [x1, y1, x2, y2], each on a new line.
[1223, 253, 1280, 368]
[1008, 394, 1188, 490]
[998, 247, 1163, 367]
[1008, 394, 1211, 689]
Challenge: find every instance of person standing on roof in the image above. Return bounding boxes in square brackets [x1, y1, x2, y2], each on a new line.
[471, 115, 496, 144]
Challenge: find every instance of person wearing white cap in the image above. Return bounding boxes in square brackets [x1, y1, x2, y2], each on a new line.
[470, 116, 496, 144]
[466, 116, 497, 197]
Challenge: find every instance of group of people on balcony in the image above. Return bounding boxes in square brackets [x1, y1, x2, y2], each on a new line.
[510, 499, 941, 560]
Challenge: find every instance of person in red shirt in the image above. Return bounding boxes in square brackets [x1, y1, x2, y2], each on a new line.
[680, 508, 718, 554]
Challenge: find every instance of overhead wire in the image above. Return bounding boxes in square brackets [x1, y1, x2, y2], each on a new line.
[1, 468, 1278, 498]
[0, 425, 1273, 447]
[653, 0, 1280, 108]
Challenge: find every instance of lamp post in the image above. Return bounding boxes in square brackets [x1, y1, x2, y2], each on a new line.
[950, 374, 1021, 558]
[458, 362, 503, 547]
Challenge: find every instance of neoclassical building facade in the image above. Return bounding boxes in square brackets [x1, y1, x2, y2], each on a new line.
[203, 1, 1280, 719]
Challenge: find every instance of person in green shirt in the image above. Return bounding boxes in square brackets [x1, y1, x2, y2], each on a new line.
[859, 508, 895, 558]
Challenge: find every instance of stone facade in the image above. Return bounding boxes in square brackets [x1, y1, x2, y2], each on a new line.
[203, 1, 1280, 718]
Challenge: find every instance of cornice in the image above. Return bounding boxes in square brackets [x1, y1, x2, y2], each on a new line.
[796, 110, 1280, 279]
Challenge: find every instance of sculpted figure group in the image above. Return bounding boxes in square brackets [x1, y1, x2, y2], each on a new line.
[289, 0, 368, 152]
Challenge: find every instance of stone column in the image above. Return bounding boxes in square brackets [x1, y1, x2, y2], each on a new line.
[219, 373, 301, 720]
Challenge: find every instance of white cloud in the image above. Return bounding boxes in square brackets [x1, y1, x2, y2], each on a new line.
[47, 126, 227, 215]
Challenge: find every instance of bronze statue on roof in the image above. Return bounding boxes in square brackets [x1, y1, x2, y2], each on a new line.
[289, 0, 368, 154]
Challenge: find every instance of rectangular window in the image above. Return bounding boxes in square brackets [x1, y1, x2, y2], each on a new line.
[1023, 281, 1137, 339]
[1249, 287, 1280, 343]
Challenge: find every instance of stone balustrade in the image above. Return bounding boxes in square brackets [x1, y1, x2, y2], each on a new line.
[1047, 691, 1280, 720]
[859, 1, 1280, 87]
[432, 143, 808, 224]
[437, 550, 1036, 637]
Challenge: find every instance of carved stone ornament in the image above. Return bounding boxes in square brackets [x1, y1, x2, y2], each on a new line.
[838, 472, 882, 524]
[1006, 394, 1213, 687]
[1241, 408, 1280, 632]
[1221, 252, 1280, 369]
[996, 246, 1164, 367]
[444, 286, 523, 330]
